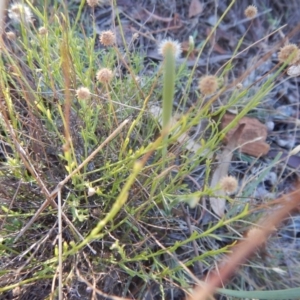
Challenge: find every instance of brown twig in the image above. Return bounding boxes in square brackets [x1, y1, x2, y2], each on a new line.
[187, 183, 300, 300]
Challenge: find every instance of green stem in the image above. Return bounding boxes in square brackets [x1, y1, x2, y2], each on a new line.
[162, 47, 176, 157]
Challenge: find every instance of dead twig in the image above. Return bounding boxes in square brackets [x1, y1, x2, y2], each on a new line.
[187, 183, 300, 300]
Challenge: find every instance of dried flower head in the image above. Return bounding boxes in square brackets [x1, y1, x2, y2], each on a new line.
[158, 38, 182, 59]
[76, 87, 91, 100]
[99, 30, 116, 47]
[219, 176, 238, 194]
[244, 5, 257, 19]
[278, 44, 300, 65]
[199, 75, 218, 95]
[38, 27, 48, 35]
[236, 82, 243, 90]
[6, 31, 16, 41]
[8, 3, 32, 24]
[96, 68, 113, 84]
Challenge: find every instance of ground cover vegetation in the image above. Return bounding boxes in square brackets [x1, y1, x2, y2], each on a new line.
[1, 0, 300, 299]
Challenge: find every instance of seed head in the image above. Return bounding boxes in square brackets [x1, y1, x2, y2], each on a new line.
[199, 75, 218, 95]
[278, 44, 300, 65]
[38, 27, 48, 35]
[8, 3, 32, 24]
[76, 87, 91, 100]
[158, 38, 182, 59]
[244, 5, 257, 19]
[219, 176, 238, 194]
[236, 83, 243, 90]
[6, 31, 16, 41]
[99, 30, 116, 47]
[96, 68, 113, 84]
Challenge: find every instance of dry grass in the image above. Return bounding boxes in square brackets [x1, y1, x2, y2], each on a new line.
[1, 1, 300, 299]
